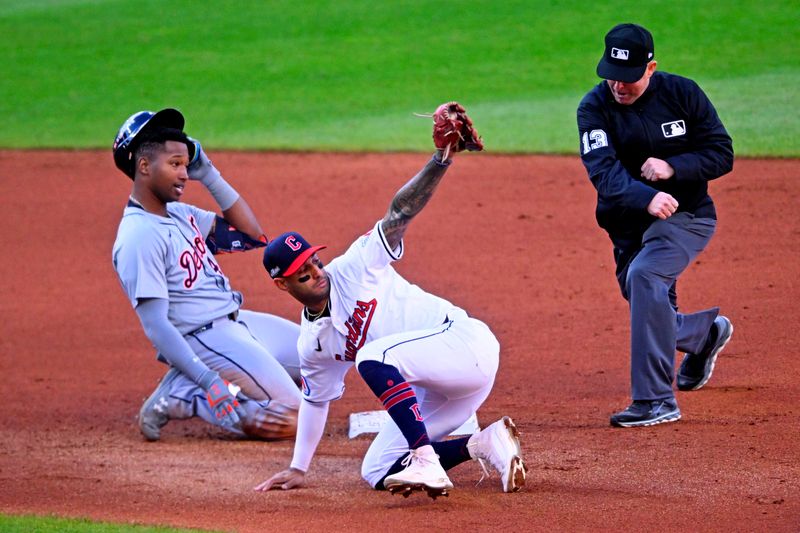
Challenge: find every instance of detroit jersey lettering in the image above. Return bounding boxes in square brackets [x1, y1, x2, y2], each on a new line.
[179, 214, 222, 288]
[112, 201, 241, 335]
[297, 221, 457, 403]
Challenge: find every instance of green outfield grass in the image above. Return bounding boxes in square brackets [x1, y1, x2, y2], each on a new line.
[0, 514, 215, 533]
[1, 0, 796, 156]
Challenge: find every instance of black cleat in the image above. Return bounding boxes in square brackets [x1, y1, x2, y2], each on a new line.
[677, 316, 733, 391]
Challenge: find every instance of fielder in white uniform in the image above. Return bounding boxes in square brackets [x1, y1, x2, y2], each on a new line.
[254, 129, 527, 498]
[111, 108, 301, 441]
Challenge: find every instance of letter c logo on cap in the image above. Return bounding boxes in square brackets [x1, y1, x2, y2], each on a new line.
[285, 235, 302, 251]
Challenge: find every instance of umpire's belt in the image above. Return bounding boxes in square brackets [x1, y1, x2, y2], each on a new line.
[186, 311, 239, 336]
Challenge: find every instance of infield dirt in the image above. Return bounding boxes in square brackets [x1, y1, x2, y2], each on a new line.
[0, 151, 797, 531]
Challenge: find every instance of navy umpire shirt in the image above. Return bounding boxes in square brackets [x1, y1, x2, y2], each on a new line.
[577, 71, 734, 261]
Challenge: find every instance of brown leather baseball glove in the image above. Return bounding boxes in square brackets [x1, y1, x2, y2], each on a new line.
[431, 101, 484, 159]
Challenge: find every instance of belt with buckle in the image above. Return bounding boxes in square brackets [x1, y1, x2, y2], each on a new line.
[186, 311, 239, 336]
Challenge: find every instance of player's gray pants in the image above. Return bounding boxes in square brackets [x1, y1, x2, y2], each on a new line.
[159, 310, 302, 434]
[622, 213, 719, 400]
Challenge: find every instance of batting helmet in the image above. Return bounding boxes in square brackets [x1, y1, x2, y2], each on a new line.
[112, 108, 194, 179]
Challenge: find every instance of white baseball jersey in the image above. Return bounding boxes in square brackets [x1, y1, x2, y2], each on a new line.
[112, 200, 241, 334]
[297, 220, 457, 403]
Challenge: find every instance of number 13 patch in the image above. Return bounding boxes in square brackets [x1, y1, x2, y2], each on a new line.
[581, 129, 608, 154]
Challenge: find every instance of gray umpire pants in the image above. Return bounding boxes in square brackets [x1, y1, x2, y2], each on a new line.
[621, 213, 719, 401]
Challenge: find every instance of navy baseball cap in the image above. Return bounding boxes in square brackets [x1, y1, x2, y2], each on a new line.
[596, 23, 655, 83]
[263, 232, 327, 278]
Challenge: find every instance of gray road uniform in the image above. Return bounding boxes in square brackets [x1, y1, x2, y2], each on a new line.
[113, 200, 301, 436]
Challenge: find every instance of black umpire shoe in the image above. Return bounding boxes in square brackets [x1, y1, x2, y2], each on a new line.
[677, 316, 734, 391]
[610, 399, 681, 428]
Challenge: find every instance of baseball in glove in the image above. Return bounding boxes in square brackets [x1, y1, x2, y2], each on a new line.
[418, 102, 484, 159]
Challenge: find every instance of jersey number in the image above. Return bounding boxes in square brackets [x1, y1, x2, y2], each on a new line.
[581, 129, 608, 154]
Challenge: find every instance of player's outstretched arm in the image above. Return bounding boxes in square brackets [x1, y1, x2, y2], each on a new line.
[380, 101, 483, 250]
[380, 150, 451, 250]
[188, 139, 264, 239]
[254, 399, 330, 492]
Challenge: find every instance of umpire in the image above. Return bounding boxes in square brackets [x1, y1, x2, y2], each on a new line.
[577, 23, 734, 427]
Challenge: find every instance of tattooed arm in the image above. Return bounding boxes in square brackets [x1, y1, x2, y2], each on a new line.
[380, 150, 452, 250]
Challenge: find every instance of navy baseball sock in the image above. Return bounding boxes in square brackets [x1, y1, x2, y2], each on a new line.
[357, 360, 430, 450]
[433, 436, 472, 470]
[375, 437, 472, 490]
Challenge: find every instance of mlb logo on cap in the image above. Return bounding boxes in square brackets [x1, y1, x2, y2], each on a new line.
[596, 23, 655, 83]
[263, 231, 327, 278]
[611, 48, 629, 60]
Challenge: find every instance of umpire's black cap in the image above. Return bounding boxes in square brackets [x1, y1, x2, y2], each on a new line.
[596, 23, 655, 83]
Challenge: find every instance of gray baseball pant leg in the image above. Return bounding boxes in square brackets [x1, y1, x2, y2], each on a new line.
[676, 307, 719, 355]
[625, 213, 717, 400]
[163, 372, 283, 436]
